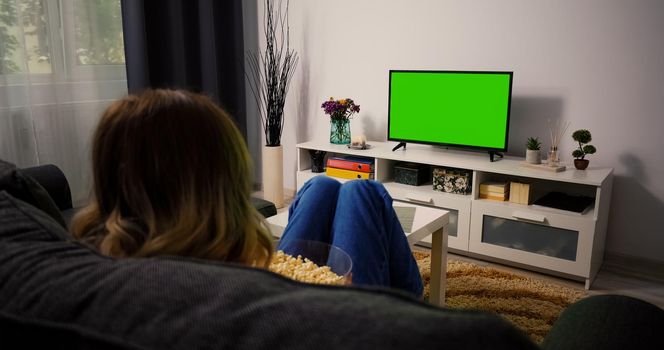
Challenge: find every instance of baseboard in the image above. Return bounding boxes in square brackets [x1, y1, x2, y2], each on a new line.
[602, 252, 664, 283]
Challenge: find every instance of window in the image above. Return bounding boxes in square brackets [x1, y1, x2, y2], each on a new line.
[0, 0, 52, 75]
[73, 0, 124, 66]
[0, 0, 125, 80]
[0, 0, 127, 204]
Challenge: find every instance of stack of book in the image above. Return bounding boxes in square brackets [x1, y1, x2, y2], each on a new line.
[479, 181, 509, 201]
[325, 156, 374, 180]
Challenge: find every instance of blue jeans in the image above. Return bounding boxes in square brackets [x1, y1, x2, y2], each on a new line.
[277, 176, 423, 297]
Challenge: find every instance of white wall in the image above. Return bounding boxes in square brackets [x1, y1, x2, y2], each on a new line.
[245, 0, 664, 262]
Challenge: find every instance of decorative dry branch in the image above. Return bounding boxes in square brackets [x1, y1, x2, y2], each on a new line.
[245, 0, 299, 147]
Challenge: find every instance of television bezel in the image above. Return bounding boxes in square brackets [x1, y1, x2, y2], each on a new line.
[387, 69, 513, 153]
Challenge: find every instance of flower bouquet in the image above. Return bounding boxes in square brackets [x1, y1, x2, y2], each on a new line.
[321, 97, 360, 144]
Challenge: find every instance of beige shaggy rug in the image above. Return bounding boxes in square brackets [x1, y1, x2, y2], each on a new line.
[414, 251, 586, 343]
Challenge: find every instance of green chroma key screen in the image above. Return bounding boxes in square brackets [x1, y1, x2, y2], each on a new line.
[388, 71, 512, 150]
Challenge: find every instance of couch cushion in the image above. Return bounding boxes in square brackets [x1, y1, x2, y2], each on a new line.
[0, 310, 147, 350]
[0, 191, 537, 350]
[19, 164, 73, 211]
[0, 160, 66, 228]
[541, 294, 664, 350]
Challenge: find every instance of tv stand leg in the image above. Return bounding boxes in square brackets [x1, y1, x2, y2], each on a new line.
[489, 151, 504, 162]
[392, 142, 407, 152]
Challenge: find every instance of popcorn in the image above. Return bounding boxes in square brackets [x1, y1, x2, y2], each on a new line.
[269, 250, 346, 285]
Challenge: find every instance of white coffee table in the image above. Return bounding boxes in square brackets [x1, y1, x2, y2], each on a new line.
[266, 201, 449, 305]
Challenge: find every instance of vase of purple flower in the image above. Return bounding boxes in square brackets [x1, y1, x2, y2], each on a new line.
[321, 97, 360, 144]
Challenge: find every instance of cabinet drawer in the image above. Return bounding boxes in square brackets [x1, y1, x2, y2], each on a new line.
[416, 207, 470, 251]
[469, 200, 596, 277]
[387, 183, 471, 251]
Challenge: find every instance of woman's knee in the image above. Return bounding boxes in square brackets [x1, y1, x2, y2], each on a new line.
[301, 175, 342, 195]
[340, 180, 389, 201]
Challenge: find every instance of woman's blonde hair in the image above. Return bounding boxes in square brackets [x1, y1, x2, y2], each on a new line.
[71, 89, 273, 267]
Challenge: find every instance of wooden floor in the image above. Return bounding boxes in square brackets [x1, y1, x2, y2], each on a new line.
[267, 192, 664, 309]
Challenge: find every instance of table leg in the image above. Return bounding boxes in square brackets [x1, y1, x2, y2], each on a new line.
[428, 225, 448, 306]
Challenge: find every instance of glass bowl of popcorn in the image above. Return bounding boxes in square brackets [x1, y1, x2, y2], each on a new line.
[270, 239, 353, 286]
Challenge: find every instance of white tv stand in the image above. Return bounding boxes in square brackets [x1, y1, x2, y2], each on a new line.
[296, 141, 614, 289]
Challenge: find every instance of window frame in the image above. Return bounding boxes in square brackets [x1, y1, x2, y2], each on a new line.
[59, 0, 126, 82]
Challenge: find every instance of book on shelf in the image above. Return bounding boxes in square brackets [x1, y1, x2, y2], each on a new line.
[479, 188, 510, 199]
[326, 156, 374, 173]
[479, 188, 509, 196]
[326, 167, 374, 180]
[479, 193, 508, 201]
[479, 182, 509, 194]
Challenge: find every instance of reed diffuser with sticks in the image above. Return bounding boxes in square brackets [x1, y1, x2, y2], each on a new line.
[547, 120, 570, 166]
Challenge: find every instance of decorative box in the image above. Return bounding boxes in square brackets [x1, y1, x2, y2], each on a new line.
[393, 162, 432, 186]
[509, 182, 533, 205]
[433, 167, 472, 194]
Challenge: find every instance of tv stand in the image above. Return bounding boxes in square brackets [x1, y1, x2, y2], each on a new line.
[295, 141, 614, 289]
[489, 151, 504, 162]
[392, 142, 407, 152]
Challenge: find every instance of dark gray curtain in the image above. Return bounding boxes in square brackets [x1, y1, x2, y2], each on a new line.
[120, 0, 247, 136]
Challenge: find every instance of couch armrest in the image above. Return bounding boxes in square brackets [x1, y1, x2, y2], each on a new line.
[542, 294, 664, 350]
[19, 164, 277, 222]
[20, 164, 73, 211]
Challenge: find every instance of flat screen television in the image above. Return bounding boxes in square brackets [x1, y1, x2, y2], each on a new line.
[388, 70, 513, 159]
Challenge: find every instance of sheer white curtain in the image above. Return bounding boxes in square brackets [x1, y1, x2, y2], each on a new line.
[0, 0, 127, 205]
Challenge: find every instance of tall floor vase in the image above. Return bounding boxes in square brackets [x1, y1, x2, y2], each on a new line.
[262, 145, 284, 209]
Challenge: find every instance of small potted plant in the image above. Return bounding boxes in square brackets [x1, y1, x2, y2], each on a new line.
[571, 129, 597, 170]
[525, 137, 542, 164]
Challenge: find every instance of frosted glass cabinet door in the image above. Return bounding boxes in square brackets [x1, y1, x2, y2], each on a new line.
[481, 215, 578, 261]
[415, 208, 458, 242]
[386, 184, 472, 251]
[410, 208, 458, 236]
[469, 200, 595, 278]
[444, 208, 459, 237]
[416, 208, 472, 251]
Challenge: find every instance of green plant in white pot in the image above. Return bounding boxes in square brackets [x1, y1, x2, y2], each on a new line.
[571, 129, 596, 170]
[525, 137, 542, 164]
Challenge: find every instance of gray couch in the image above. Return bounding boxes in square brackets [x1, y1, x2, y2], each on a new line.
[16, 163, 278, 227]
[1, 160, 663, 350]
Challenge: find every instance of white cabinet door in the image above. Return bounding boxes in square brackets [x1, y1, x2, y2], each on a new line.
[469, 200, 596, 278]
[386, 182, 471, 251]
